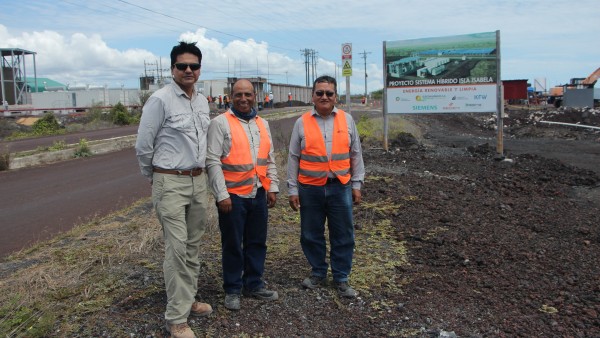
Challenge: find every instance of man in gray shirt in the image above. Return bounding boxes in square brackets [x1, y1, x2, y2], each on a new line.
[287, 75, 365, 298]
[135, 41, 211, 338]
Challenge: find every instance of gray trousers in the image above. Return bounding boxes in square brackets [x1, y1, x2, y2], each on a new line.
[152, 172, 208, 324]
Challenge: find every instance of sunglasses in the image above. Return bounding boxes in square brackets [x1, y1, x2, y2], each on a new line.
[174, 63, 201, 71]
[314, 90, 335, 97]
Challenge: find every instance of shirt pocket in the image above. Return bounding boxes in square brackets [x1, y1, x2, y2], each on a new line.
[166, 111, 192, 131]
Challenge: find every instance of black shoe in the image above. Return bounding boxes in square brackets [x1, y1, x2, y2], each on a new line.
[242, 287, 279, 301]
[224, 293, 241, 310]
[335, 281, 357, 298]
[301, 275, 326, 289]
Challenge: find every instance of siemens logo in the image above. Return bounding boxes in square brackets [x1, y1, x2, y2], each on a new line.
[412, 105, 438, 111]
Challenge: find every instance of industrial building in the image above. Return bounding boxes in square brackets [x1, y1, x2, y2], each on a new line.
[2, 47, 312, 116]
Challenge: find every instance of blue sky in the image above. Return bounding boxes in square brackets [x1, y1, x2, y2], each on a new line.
[1, 0, 598, 94]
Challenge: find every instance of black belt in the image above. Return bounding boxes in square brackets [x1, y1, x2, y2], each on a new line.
[153, 167, 203, 176]
[326, 177, 340, 184]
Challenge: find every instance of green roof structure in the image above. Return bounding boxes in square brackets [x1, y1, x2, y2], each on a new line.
[26, 78, 66, 92]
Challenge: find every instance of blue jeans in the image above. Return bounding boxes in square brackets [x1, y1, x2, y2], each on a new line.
[218, 188, 268, 294]
[299, 180, 354, 282]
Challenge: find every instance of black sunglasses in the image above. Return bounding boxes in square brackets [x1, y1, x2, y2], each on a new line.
[174, 63, 201, 71]
[315, 90, 335, 97]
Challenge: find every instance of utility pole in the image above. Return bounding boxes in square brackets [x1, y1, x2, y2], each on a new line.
[301, 49, 310, 86]
[301, 48, 318, 86]
[359, 50, 371, 99]
[311, 49, 318, 84]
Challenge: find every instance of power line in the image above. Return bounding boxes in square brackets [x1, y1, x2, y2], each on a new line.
[115, 0, 299, 53]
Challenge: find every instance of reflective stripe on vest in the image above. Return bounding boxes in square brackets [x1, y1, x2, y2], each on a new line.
[222, 112, 272, 194]
[298, 110, 351, 185]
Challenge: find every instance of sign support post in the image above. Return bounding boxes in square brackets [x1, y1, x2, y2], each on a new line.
[342, 43, 353, 114]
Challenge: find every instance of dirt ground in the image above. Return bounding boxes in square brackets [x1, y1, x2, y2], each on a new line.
[2, 105, 599, 337]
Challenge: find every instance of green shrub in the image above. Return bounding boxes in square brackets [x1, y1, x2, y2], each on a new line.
[109, 102, 132, 125]
[48, 140, 67, 151]
[74, 138, 92, 158]
[32, 113, 61, 135]
[0, 150, 9, 171]
[87, 103, 106, 122]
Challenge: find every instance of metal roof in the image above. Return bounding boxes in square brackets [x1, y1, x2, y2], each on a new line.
[0, 48, 36, 57]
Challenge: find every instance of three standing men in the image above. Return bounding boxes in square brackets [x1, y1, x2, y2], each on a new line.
[206, 79, 280, 311]
[135, 41, 212, 338]
[136, 41, 363, 335]
[287, 75, 365, 298]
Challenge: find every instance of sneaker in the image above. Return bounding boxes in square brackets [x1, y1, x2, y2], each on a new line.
[242, 287, 279, 301]
[335, 281, 357, 298]
[224, 293, 241, 311]
[165, 322, 196, 338]
[190, 301, 212, 317]
[301, 275, 326, 289]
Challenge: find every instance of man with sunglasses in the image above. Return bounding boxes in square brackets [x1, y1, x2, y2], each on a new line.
[287, 75, 365, 298]
[206, 79, 279, 311]
[136, 41, 211, 338]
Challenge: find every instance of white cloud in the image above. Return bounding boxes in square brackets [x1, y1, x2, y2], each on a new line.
[1, 0, 599, 93]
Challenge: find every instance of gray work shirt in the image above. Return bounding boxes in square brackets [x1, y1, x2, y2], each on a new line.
[286, 107, 365, 196]
[206, 110, 279, 202]
[135, 83, 210, 180]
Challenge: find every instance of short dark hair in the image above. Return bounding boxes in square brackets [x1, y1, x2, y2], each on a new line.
[170, 41, 202, 67]
[312, 75, 337, 93]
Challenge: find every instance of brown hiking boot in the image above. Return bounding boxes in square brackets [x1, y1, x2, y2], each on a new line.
[190, 301, 213, 317]
[165, 322, 196, 338]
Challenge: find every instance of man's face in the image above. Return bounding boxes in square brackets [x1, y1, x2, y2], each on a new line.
[312, 82, 336, 115]
[232, 80, 256, 113]
[171, 53, 200, 91]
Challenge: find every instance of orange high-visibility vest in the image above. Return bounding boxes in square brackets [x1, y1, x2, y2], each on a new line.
[298, 110, 351, 185]
[221, 112, 271, 194]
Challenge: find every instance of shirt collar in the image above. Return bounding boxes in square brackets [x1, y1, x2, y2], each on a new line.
[172, 82, 196, 98]
[311, 106, 338, 117]
[312, 106, 338, 116]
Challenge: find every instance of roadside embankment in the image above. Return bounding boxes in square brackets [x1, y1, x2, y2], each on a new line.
[9, 135, 136, 170]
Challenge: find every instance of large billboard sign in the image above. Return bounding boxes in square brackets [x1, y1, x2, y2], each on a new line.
[384, 31, 499, 113]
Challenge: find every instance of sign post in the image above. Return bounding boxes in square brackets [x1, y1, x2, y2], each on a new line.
[342, 43, 352, 114]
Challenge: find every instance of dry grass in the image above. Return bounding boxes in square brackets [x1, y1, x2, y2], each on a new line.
[0, 150, 409, 336]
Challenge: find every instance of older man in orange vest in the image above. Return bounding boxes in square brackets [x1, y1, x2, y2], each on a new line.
[206, 79, 279, 311]
[287, 75, 365, 298]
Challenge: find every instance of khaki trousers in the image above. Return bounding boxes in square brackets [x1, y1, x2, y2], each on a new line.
[152, 172, 208, 324]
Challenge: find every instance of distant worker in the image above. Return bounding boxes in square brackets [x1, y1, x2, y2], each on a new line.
[288, 92, 293, 107]
[361, 96, 366, 105]
[218, 95, 223, 109]
[222, 95, 228, 109]
[264, 93, 270, 109]
[269, 92, 274, 108]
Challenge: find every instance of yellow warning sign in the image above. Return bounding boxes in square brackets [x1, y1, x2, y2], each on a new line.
[342, 60, 352, 77]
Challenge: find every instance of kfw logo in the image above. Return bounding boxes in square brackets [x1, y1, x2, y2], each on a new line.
[474, 94, 487, 100]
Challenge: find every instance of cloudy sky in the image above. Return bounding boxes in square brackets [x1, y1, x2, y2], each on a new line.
[1, 0, 598, 94]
